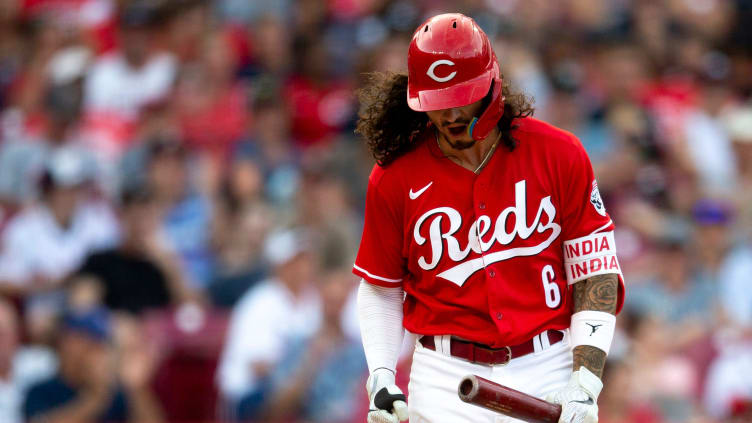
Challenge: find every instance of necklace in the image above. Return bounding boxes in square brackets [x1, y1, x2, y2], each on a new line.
[435, 130, 502, 174]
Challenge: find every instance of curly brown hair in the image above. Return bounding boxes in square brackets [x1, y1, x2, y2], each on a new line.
[355, 72, 535, 166]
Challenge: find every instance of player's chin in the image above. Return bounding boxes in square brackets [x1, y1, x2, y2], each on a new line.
[448, 138, 476, 150]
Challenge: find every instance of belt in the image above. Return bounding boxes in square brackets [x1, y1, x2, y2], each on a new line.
[419, 330, 564, 366]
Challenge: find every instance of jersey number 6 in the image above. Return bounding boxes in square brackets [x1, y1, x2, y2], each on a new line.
[540, 265, 561, 309]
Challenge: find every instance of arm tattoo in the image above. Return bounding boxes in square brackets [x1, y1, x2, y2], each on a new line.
[572, 346, 607, 379]
[572, 273, 618, 378]
[573, 274, 618, 314]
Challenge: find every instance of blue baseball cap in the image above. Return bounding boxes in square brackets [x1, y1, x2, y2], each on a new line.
[692, 199, 732, 226]
[62, 308, 112, 342]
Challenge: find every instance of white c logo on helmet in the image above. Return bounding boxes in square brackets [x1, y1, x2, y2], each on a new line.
[427, 60, 456, 83]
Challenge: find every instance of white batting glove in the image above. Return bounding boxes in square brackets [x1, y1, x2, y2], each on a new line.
[544, 367, 602, 423]
[366, 368, 408, 423]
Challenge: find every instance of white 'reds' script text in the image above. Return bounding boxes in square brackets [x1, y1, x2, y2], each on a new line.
[413, 180, 561, 286]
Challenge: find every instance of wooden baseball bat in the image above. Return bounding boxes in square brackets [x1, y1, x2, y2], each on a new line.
[458, 375, 562, 423]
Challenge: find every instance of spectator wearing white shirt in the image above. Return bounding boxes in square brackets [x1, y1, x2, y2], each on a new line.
[0, 148, 118, 297]
[217, 229, 322, 416]
[82, 2, 177, 158]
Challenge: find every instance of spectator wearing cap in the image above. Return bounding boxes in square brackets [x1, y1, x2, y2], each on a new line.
[0, 148, 118, 297]
[690, 199, 751, 326]
[23, 307, 164, 423]
[73, 186, 195, 315]
[217, 228, 322, 417]
[697, 190, 752, 330]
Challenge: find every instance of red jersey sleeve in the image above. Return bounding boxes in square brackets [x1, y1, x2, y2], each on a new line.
[559, 137, 613, 240]
[353, 167, 406, 287]
[558, 135, 625, 313]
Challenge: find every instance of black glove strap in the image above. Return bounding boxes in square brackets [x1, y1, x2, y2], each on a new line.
[374, 387, 407, 412]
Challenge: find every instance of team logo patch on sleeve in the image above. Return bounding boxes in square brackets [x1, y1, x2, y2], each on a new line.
[590, 181, 606, 216]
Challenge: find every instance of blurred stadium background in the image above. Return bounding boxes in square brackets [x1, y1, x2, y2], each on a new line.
[0, 0, 750, 422]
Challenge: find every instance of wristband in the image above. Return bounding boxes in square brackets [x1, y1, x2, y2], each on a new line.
[570, 310, 616, 355]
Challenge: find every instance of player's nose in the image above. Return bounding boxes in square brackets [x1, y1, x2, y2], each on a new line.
[442, 106, 463, 124]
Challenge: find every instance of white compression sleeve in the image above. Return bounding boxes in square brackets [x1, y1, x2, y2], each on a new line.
[357, 279, 405, 374]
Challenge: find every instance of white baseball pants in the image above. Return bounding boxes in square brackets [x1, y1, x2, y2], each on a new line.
[407, 330, 572, 423]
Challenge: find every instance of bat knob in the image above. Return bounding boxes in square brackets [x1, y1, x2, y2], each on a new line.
[458, 375, 479, 402]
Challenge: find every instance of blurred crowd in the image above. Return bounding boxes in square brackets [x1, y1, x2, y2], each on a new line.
[0, 0, 750, 422]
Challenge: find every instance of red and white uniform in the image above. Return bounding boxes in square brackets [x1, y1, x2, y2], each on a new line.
[353, 117, 625, 347]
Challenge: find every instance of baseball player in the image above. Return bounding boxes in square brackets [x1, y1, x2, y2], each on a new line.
[353, 13, 625, 423]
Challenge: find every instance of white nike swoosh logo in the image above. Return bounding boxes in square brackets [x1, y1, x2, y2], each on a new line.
[409, 182, 433, 200]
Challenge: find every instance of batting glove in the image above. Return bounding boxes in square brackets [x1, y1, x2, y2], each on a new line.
[366, 368, 408, 423]
[544, 367, 602, 423]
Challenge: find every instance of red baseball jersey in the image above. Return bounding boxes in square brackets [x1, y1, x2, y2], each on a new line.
[353, 117, 625, 347]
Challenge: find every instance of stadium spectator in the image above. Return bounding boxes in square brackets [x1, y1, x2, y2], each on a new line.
[217, 228, 321, 419]
[208, 199, 272, 308]
[145, 138, 214, 289]
[23, 307, 164, 423]
[0, 148, 118, 297]
[284, 36, 354, 148]
[174, 29, 247, 159]
[691, 200, 737, 284]
[704, 338, 752, 420]
[0, 47, 96, 205]
[681, 79, 738, 196]
[296, 162, 361, 269]
[75, 186, 194, 314]
[82, 1, 177, 157]
[625, 235, 717, 351]
[164, 0, 212, 63]
[245, 15, 293, 77]
[258, 268, 366, 423]
[235, 78, 300, 207]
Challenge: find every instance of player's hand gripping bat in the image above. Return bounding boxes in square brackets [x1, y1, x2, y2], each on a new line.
[458, 375, 562, 423]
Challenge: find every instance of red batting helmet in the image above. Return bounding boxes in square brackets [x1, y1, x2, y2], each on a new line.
[407, 13, 503, 141]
